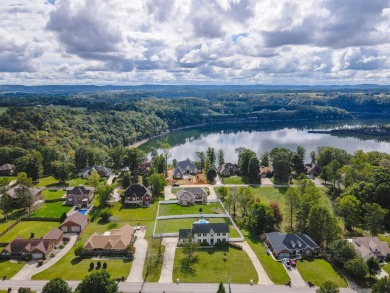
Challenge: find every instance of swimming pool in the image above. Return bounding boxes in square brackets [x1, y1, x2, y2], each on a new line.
[78, 209, 88, 215]
[195, 219, 209, 224]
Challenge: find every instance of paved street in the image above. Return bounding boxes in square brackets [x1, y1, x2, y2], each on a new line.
[127, 229, 148, 282]
[0, 281, 355, 293]
[11, 235, 77, 281]
[158, 237, 178, 283]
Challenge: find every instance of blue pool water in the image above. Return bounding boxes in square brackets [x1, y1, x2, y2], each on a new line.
[196, 219, 208, 224]
[78, 209, 88, 215]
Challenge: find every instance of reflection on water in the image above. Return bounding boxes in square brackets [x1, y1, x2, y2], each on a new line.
[140, 119, 390, 163]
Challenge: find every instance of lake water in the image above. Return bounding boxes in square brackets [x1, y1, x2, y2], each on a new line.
[140, 119, 390, 163]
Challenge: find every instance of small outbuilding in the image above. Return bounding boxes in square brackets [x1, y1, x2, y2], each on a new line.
[60, 212, 88, 233]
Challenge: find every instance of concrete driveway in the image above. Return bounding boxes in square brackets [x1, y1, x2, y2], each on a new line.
[164, 186, 175, 200]
[284, 265, 307, 287]
[127, 229, 148, 282]
[12, 235, 77, 280]
[158, 237, 178, 283]
[238, 241, 273, 285]
[111, 188, 121, 202]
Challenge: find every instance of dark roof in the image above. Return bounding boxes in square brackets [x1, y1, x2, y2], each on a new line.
[2, 237, 51, 254]
[80, 166, 112, 177]
[183, 187, 207, 196]
[124, 184, 152, 198]
[43, 228, 64, 240]
[6, 185, 41, 199]
[66, 186, 91, 196]
[265, 232, 319, 254]
[192, 223, 230, 234]
[176, 159, 197, 171]
[61, 212, 87, 226]
[179, 229, 192, 239]
[0, 164, 14, 171]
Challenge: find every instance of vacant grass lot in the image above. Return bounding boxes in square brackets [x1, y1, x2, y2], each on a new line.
[155, 217, 241, 238]
[35, 176, 105, 188]
[32, 221, 133, 280]
[31, 201, 71, 218]
[158, 203, 224, 216]
[41, 190, 65, 200]
[143, 238, 166, 282]
[173, 247, 258, 283]
[0, 260, 25, 278]
[296, 258, 347, 287]
[222, 176, 251, 184]
[243, 230, 290, 284]
[0, 221, 59, 243]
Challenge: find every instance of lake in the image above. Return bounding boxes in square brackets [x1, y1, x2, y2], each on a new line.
[139, 119, 390, 163]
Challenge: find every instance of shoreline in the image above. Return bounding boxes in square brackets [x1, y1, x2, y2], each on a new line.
[127, 117, 356, 149]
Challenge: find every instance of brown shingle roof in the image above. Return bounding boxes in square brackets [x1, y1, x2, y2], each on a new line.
[84, 224, 134, 251]
[43, 228, 63, 241]
[2, 237, 51, 255]
[61, 212, 87, 227]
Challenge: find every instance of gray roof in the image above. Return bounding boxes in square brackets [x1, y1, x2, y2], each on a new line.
[179, 229, 192, 239]
[176, 190, 194, 201]
[80, 166, 112, 177]
[219, 163, 239, 174]
[0, 164, 14, 171]
[192, 223, 229, 234]
[66, 186, 91, 196]
[124, 184, 152, 198]
[6, 185, 41, 199]
[176, 159, 197, 171]
[265, 232, 319, 254]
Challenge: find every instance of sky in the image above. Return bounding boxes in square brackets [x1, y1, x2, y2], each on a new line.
[1, 0, 390, 85]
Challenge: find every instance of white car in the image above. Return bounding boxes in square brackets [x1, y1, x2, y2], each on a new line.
[283, 258, 292, 269]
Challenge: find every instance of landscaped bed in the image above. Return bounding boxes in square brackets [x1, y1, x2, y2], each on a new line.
[0, 260, 25, 278]
[31, 201, 71, 218]
[243, 231, 290, 284]
[158, 203, 224, 216]
[0, 221, 59, 243]
[172, 247, 258, 283]
[41, 189, 65, 200]
[296, 257, 347, 287]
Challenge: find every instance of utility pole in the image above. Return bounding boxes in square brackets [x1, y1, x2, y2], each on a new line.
[228, 272, 232, 293]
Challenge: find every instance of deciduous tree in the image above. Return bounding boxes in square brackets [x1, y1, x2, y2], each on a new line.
[88, 170, 101, 188]
[285, 187, 299, 231]
[196, 152, 206, 172]
[96, 184, 114, 207]
[366, 256, 381, 277]
[364, 203, 388, 235]
[248, 157, 260, 182]
[75, 270, 118, 293]
[217, 149, 225, 168]
[372, 276, 390, 293]
[149, 173, 166, 195]
[42, 277, 72, 293]
[336, 195, 360, 230]
[316, 281, 339, 293]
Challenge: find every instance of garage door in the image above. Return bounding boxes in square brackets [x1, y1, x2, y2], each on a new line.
[71, 226, 80, 232]
[32, 253, 43, 259]
[279, 253, 290, 259]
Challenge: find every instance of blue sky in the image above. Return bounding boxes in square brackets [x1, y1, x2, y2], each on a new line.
[1, 0, 390, 85]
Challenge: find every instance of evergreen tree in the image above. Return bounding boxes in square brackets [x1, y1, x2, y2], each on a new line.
[216, 281, 226, 293]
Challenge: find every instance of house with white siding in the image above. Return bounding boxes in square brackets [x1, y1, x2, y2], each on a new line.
[179, 221, 230, 246]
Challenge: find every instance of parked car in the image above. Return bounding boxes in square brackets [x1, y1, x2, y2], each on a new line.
[290, 258, 296, 267]
[283, 258, 291, 269]
[172, 183, 180, 187]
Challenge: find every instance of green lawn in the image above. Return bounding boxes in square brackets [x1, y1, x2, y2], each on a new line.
[0, 220, 17, 234]
[296, 258, 347, 287]
[32, 221, 133, 280]
[171, 187, 180, 194]
[173, 247, 258, 283]
[0, 221, 59, 242]
[41, 189, 65, 200]
[158, 203, 224, 216]
[378, 234, 390, 247]
[222, 176, 252, 184]
[143, 238, 166, 282]
[0, 107, 8, 114]
[31, 201, 71, 218]
[35, 176, 104, 188]
[382, 262, 390, 274]
[0, 176, 16, 182]
[35, 176, 59, 187]
[244, 231, 290, 284]
[155, 217, 241, 238]
[0, 260, 25, 278]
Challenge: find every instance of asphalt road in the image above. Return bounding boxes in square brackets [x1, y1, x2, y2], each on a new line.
[0, 281, 356, 293]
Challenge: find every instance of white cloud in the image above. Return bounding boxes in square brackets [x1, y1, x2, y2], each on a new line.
[0, 0, 390, 84]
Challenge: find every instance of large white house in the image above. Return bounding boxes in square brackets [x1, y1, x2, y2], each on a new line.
[179, 221, 230, 246]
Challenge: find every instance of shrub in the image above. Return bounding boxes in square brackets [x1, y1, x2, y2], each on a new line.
[74, 244, 85, 257]
[96, 261, 101, 269]
[49, 253, 55, 258]
[344, 257, 368, 279]
[59, 244, 64, 249]
[89, 262, 94, 271]
[99, 209, 113, 223]
[103, 262, 107, 269]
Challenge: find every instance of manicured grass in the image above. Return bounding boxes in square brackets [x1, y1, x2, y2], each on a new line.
[31, 201, 71, 218]
[0, 107, 8, 114]
[35, 176, 104, 188]
[244, 230, 290, 284]
[158, 203, 224, 216]
[296, 258, 347, 287]
[143, 238, 166, 282]
[378, 233, 390, 247]
[41, 189, 65, 200]
[0, 176, 16, 182]
[68, 177, 90, 187]
[222, 176, 251, 184]
[35, 176, 59, 187]
[109, 201, 158, 222]
[173, 247, 258, 283]
[171, 187, 180, 194]
[0, 221, 59, 243]
[0, 220, 17, 233]
[0, 260, 25, 278]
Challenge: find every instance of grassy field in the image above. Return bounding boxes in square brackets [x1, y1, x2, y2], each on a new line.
[35, 176, 105, 188]
[243, 230, 290, 284]
[222, 176, 251, 184]
[0, 107, 8, 114]
[0, 260, 25, 278]
[0, 220, 17, 234]
[173, 247, 258, 283]
[41, 190, 65, 200]
[155, 217, 241, 238]
[296, 258, 347, 287]
[158, 203, 224, 216]
[0, 221, 59, 242]
[143, 238, 166, 282]
[31, 201, 71, 218]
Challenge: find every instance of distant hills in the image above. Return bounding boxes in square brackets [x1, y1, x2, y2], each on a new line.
[1, 84, 390, 94]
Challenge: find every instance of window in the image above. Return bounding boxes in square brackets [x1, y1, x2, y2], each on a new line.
[217, 233, 220, 236]
[203, 239, 207, 243]
[222, 239, 226, 242]
[203, 233, 207, 236]
[217, 239, 221, 243]
[198, 234, 201, 237]
[222, 233, 226, 236]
